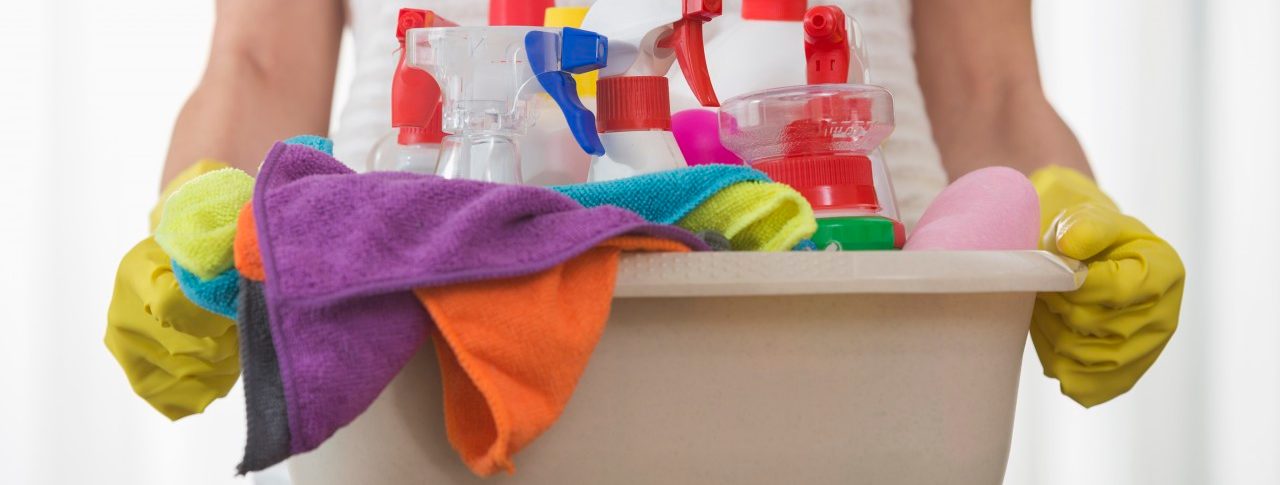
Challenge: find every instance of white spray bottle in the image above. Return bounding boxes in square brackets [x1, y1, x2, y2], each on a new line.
[668, 0, 869, 111]
[581, 0, 723, 182]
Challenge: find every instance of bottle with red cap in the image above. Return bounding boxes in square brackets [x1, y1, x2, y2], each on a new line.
[669, 0, 869, 111]
[366, 9, 455, 173]
[489, 0, 556, 27]
[719, 5, 904, 250]
[580, 0, 724, 182]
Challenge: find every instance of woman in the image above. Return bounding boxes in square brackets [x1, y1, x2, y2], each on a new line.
[155, 0, 1182, 407]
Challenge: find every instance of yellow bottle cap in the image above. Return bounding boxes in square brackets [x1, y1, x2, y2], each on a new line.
[544, 7, 598, 97]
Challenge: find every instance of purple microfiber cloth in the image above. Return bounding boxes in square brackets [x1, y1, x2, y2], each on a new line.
[904, 166, 1041, 251]
[243, 142, 706, 472]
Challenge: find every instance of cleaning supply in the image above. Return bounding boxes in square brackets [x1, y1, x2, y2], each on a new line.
[489, 0, 556, 26]
[105, 237, 241, 420]
[404, 25, 606, 183]
[235, 142, 706, 472]
[366, 9, 455, 174]
[1030, 165, 1184, 407]
[234, 202, 265, 282]
[719, 4, 904, 251]
[154, 168, 256, 279]
[553, 164, 763, 223]
[150, 160, 230, 231]
[671, 108, 743, 166]
[904, 167, 1040, 251]
[418, 235, 692, 476]
[581, 0, 723, 181]
[235, 277, 291, 474]
[669, 0, 870, 110]
[173, 263, 241, 319]
[553, 165, 814, 250]
[679, 181, 817, 251]
[283, 135, 334, 156]
[521, 7, 598, 185]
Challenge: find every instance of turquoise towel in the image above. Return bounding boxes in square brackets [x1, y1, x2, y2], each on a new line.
[552, 165, 770, 224]
[284, 135, 334, 155]
[173, 262, 241, 320]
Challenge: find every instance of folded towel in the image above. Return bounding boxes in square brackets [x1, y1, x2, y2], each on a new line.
[904, 167, 1040, 251]
[420, 235, 691, 476]
[551, 165, 769, 224]
[679, 181, 816, 251]
[237, 142, 707, 472]
[236, 278, 291, 474]
[155, 168, 256, 279]
[173, 262, 241, 319]
[150, 160, 231, 232]
[105, 237, 240, 420]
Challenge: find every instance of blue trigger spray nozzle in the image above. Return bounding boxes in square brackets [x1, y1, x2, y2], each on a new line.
[525, 28, 608, 156]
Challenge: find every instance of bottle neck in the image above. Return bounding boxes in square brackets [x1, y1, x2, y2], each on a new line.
[596, 76, 673, 133]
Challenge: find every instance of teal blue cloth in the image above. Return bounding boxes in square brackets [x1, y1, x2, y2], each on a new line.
[551, 166, 770, 224]
[173, 262, 241, 320]
[284, 135, 334, 155]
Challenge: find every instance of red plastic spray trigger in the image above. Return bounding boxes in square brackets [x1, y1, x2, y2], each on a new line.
[804, 6, 850, 85]
[660, 0, 723, 107]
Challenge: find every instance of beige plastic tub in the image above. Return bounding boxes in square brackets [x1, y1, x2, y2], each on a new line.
[288, 251, 1084, 484]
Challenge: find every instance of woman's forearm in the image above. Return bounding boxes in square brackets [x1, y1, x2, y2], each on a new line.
[162, 0, 344, 188]
[912, 0, 1092, 179]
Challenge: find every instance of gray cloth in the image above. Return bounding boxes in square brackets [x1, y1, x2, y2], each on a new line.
[695, 230, 733, 252]
[236, 278, 292, 475]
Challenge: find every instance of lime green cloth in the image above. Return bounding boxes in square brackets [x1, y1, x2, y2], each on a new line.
[155, 168, 255, 279]
[679, 182, 816, 251]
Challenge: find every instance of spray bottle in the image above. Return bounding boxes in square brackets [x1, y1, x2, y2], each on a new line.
[719, 5, 904, 250]
[366, 9, 455, 173]
[669, 0, 869, 110]
[405, 26, 607, 184]
[580, 0, 722, 182]
[521, 7, 598, 185]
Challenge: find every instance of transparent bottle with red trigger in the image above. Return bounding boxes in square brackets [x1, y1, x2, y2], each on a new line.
[718, 5, 904, 250]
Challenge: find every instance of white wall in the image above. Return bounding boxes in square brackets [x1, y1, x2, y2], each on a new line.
[1, 1, 1276, 484]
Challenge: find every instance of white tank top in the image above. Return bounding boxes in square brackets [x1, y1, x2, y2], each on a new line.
[335, 0, 947, 226]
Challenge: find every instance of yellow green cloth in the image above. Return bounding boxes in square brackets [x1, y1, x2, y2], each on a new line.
[150, 160, 231, 232]
[679, 182, 816, 251]
[1030, 166, 1185, 407]
[154, 168, 256, 280]
[105, 237, 240, 420]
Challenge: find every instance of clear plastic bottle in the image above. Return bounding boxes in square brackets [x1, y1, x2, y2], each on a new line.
[405, 26, 607, 184]
[366, 8, 453, 174]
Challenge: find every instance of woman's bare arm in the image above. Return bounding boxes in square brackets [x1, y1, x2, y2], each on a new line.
[161, 0, 344, 188]
[912, 0, 1092, 180]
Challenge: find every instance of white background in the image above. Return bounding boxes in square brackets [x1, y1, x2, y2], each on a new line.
[1, 1, 1276, 484]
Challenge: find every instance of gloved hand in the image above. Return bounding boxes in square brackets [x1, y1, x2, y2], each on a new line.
[1029, 166, 1185, 407]
[105, 237, 240, 420]
[107, 160, 241, 420]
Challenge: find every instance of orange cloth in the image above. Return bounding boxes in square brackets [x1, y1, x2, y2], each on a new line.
[234, 202, 266, 282]
[415, 236, 690, 476]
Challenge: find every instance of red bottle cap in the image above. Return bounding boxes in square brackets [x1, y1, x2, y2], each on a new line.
[490, 0, 556, 26]
[755, 154, 881, 211]
[742, 0, 807, 21]
[804, 5, 850, 85]
[596, 76, 673, 132]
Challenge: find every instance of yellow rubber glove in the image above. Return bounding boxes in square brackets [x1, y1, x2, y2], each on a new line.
[1030, 166, 1185, 407]
[106, 160, 241, 420]
[105, 238, 241, 420]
